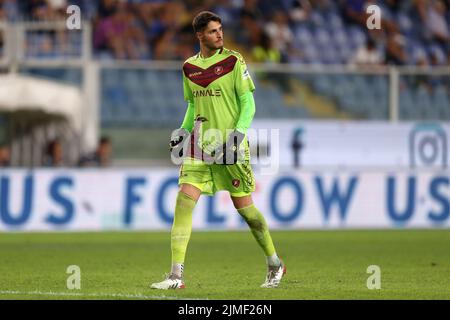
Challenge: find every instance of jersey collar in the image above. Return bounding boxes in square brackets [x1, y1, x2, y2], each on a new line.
[199, 47, 223, 61]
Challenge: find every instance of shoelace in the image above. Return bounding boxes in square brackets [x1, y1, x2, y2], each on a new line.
[266, 265, 282, 282]
[265, 268, 277, 282]
[164, 273, 182, 281]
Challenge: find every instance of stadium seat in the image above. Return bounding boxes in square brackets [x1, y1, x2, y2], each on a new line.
[348, 26, 367, 48]
[320, 44, 341, 64]
[428, 45, 446, 65]
[310, 11, 326, 28]
[332, 27, 349, 47]
[397, 12, 413, 35]
[409, 42, 428, 65]
[302, 43, 320, 64]
[314, 29, 331, 47]
[15, 1, 441, 128]
[295, 26, 313, 45]
[328, 12, 344, 30]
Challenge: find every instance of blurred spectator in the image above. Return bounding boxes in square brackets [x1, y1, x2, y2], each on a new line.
[172, 24, 197, 60]
[421, 0, 449, 52]
[78, 136, 112, 167]
[94, 3, 129, 59]
[47, 0, 68, 16]
[342, 0, 399, 34]
[252, 31, 281, 64]
[38, 33, 55, 57]
[310, 0, 335, 13]
[0, 0, 19, 39]
[21, 0, 65, 21]
[384, 0, 402, 14]
[257, 0, 286, 14]
[372, 0, 400, 33]
[264, 11, 294, 62]
[0, 144, 10, 167]
[0, 32, 3, 56]
[1, 0, 446, 67]
[252, 31, 292, 93]
[0, 1, 5, 20]
[341, 0, 368, 26]
[95, 1, 150, 60]
[384, 31, 408, 65]
[349, 37, 383, 66]
[151, 2, 191, 60]
[240, 0, 264, 22]
[426, 47, 446, 87]
[413, 55, 433, 90]
[289, 0, 312, 24]
[234, 0, 264, 49]
[429, 46, 446, 65]
[44, 139, 63, 167]
[97, 0, 117, 19]
[211, 0, 237, 28]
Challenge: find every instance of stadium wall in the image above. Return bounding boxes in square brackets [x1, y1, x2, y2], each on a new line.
[0, 168, 449, 231]
[251, 120, 450, 168]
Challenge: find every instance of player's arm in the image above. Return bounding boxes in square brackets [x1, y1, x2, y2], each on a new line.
[221, 91, 254, 159]
[218, 54, 256, 164]
[170, 68, 195, 151]
[170, 101, 194, 150]
[233, 53, 255, 138]
[181, 101, 195, 132]
[181, 66, 195, 133]
[235, 91, 255, 135]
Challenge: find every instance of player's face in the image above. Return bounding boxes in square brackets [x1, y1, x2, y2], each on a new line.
[198, 21, 223, 50]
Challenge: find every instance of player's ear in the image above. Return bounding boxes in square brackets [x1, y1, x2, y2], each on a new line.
[196, 31, 203, 41]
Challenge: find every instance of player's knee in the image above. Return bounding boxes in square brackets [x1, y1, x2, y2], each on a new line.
[231, 195, 253, 209]
[179, 184, 201, 202]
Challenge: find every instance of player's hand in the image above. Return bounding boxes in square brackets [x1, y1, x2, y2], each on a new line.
[170, 128, 190, 158]
[214, 130, 245, 165]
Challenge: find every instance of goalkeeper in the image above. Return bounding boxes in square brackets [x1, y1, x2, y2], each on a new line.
[151, 11, 285, 290]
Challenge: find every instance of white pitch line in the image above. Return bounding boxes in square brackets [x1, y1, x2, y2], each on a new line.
[0, 290, 208, 300]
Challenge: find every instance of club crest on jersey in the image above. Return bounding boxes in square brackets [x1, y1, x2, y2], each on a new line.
[232, 179, 240, 188]
[214, 66, 224, 75]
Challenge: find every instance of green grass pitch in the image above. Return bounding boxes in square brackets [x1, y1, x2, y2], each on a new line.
[0, 229, 449, 300]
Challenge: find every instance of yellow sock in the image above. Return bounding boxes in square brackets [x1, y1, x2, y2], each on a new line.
[237, 204, 276, 257]
[171, 192, 196, 264]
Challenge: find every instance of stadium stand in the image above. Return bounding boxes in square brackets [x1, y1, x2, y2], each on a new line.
[0, 0, 448, 129]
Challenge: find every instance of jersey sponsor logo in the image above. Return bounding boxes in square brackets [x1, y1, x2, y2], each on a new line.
[183, 55, 238, 88]
[189, 71, 202, 77]
[193, 88, 221, 98]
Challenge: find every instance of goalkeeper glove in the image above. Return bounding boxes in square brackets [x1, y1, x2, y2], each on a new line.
[214, 130, 245, 165]
[170, 128, 190, 158]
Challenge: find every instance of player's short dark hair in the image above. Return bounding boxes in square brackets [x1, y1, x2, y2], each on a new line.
[192, 11, 221, 33]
